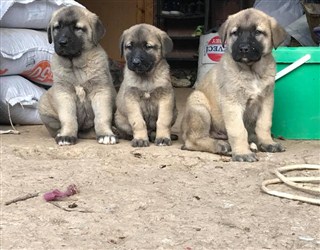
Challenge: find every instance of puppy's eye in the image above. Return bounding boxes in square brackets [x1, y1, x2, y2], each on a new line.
[74, 26, 84, 32]
[125, 44, 132, 50]
[255, 30, 263, 36]
[145, 44, 154, 49]
[230, 30, 238, 37]
[53, 25, 60, 31]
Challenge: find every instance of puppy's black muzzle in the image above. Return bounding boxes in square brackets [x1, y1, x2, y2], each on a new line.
[126, 48, 155, 75]
[232, 30, 262, 64]
[54, 27, 83, 58]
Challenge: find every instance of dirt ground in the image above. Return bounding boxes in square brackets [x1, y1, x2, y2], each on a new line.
[1, 88, 320, 250]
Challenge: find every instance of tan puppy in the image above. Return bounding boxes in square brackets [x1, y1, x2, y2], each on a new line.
[115, 24, 177, 147]
[181, 8, 287, 162]
[38, 6, 117, 146]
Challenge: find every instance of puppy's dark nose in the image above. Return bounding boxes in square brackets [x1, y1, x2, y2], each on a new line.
[132, 58, 142, 66]
[239, 44, 249, 53]
[58, 37, 68, 46]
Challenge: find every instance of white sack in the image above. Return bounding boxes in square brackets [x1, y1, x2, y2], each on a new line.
[0, 75, 46, 125]
[0, 28, 54, 86]
[0, 0, 83, 29]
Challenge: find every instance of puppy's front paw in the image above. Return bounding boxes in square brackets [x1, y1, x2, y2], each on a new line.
[131, 138, 149, 147]
[259, 142, 285, 152]
[215, 140, 231, 155]
[155, 137, 172, 146]
[55, 135, 77, 146]
[250, 142, 258, 152]
[97, 135, 119, 145]
[232, 153, 258, 162]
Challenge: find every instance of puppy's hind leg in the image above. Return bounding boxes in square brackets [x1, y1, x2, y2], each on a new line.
[181, 106, 231, 155]
[114, 110, 134, 140]
[40, 114, 77, 146]
[40, 114, 61, 138]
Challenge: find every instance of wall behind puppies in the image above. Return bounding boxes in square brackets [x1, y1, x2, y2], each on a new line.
[77, 0, 154, 62]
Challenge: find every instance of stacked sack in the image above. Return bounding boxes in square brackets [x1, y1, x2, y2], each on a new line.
[0, 0, 82, 125]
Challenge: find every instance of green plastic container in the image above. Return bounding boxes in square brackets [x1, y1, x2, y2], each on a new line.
[272, 47, 320, 140]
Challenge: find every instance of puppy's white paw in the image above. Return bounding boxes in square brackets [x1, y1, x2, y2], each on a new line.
[58, 140, 71, 146]
[97, 135, 118, 145]
[249, 142, 258, 152]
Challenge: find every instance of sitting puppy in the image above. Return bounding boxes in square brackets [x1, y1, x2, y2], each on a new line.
[38, 6, 118, 146]
[115, 24, 177, 147]
[181, 8, 287, 162]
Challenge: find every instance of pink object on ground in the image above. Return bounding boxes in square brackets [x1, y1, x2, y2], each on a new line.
[43, 184, 78, 201]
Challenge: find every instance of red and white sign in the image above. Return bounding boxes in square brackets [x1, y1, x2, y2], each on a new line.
[21, 60, 53, 85]
[195, 33, 226, 86]
[202, 34, 225, 64]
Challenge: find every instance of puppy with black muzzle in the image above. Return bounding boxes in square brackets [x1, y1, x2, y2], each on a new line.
[115, 24, 177, 147]
[181, 8, 287, 162]
[38, 6, 118, 146]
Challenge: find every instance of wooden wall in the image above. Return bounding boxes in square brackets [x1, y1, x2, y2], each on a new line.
[77, 0, 154, 61]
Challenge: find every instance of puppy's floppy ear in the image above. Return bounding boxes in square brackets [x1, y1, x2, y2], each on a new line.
[47, 23, 53, 44]
[159, 31, 173, 57]
[218, 18, 229, 47]
[47, 11, 58, 44]
[92, 17, 106, 46]
[47, 14, 55, 44]
[119, 30, 127, 58]
[269, 17, 287, 49]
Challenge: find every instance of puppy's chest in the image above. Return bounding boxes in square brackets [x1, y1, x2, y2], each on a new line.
[75, 86, 88, 103]
[60, 64, 93, 82]
[130, 86, 167, 102]
[128, 86, 167, 114]
[137, 89, 159, 113]
[246, 78, 263, 99]
[66, 69, 95, 101]
[243, 75, 270, 101]
[73, 68, 88, 82]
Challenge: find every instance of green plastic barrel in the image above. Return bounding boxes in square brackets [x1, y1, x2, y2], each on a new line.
[272, 47, 320, 139]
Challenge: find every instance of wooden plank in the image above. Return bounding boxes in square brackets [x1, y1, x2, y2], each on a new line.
[136, 0, 154, 24]
[136, 0, 144, 23]
[144, 0, 154, 24]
